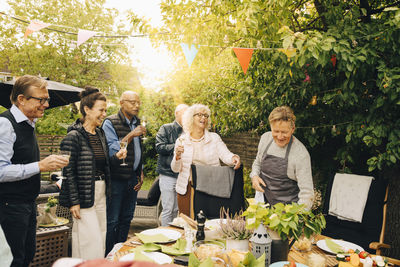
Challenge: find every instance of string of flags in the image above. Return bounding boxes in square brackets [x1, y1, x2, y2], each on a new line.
[1, 11, 302, 74]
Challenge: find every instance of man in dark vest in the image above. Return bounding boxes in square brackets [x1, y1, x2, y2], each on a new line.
[155, 104, 188, 226]
[102, 91, 145, 255]
[0, 75, 69, 267]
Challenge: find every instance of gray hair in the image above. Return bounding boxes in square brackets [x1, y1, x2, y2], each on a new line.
[182, 104, 211, 133]
[175, 104, 189, 116]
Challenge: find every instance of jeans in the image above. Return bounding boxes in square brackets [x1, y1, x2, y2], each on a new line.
[159, 174, 178, 226]
[105, 174, 138, 255]
[0, 201, 36, 267]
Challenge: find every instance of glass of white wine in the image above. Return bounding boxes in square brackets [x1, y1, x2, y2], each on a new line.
[58, 150, 70, 179]
[119, 138, 128, 166]
[141, 116, 147, 140]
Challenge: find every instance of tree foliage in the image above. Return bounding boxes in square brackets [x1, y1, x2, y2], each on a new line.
[0, 0, 143, 134]
[135, 0, 400, 176]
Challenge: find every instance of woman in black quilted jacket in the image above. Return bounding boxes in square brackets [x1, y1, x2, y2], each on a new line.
[59, 87, 126, 259]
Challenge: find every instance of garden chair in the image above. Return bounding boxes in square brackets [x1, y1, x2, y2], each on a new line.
[322, 172, 388, 254]
[133, 178, 162, 226]
[189, 164, 245, 220]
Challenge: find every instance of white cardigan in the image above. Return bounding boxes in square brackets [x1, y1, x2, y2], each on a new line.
[171, 131, 236, 195]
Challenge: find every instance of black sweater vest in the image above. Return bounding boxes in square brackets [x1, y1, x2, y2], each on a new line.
[105, 110, 142, 180]
[0, 109, 41, 202]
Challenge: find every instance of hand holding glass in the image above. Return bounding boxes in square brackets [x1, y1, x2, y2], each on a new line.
[141, 116, 147, 140]
[119, 138, 128, 166]
[58, 150, 70, 179]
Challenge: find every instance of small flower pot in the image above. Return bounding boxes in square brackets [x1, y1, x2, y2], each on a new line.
[226, 239, 249, 252]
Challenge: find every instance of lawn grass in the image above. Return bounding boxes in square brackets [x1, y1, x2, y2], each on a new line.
[141, 176, 156, 190]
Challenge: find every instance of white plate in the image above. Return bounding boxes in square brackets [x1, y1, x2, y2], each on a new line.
[270, 261, 308, 267]
[316, 239, 364, 254]
[119, 251, 172, 264]
[140, 228, 182, 244]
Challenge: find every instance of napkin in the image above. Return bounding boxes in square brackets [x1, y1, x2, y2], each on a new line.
[129, 243, 161, 253]
[161, 239, 188, 256]
[133, 251, 154, 262]
[325, 239, 345, 254]
[135, 233, 171, 244]
[188, 251, 265, 267]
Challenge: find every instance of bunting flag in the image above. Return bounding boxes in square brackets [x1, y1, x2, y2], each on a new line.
[233, 48, 253, 74]
[77, 29, 97, 47]
[180, 43, 199, 67]
[24, 21, 50, 39]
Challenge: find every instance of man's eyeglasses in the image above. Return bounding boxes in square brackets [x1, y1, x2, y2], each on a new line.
[122, 100, 141, 106]
[193, 113, 209, 119]
[27, 96, 51, 105]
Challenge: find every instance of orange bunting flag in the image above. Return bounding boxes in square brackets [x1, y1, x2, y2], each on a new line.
[233, 48, 254, 75]
[77, 29, 97, 47]
[24, 21, 50, 39]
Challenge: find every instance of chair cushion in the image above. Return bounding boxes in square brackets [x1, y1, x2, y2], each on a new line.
[136, 178, 160, 206]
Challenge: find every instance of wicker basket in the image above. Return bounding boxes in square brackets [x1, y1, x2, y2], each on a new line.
[29, 226, 69, 267]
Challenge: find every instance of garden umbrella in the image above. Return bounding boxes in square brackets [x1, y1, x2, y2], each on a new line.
[0, 79, 83, 109]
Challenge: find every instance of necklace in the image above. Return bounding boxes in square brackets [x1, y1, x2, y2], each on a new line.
[190, 135, 205, 142]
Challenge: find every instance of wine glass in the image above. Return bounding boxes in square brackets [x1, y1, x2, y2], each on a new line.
[177, 136, 184, 146]
[58, 150, 70, 179]
[119, 138, 128, 166]
[141, 116, 147, 140]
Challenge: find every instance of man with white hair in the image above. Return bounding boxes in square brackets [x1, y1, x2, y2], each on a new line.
[155, 104, 188, 226]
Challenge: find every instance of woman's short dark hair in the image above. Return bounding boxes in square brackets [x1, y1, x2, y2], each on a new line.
[79, 86, 106, 118]
[10, 75, 47, 105]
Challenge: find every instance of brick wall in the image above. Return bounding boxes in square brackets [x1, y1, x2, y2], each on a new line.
[221, 132, 261, 169]
[37, 133, 262, 174]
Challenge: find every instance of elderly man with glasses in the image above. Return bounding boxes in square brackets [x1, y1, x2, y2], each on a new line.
[0, 75, 69, 267]
[102, 91, 146, 255]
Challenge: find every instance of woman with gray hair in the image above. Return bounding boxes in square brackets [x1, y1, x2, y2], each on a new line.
[251, 106, 314, 209]
[171, 104, 240, 216]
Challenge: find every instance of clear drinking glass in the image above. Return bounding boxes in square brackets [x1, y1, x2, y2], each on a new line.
[141, 116, 147, 140]
[119, 138, 128, 166]
[58, 150, 70, 179]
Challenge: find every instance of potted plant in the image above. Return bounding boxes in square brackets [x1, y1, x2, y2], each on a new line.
[242, 198, 326, 261]
[38, 196, 59, 225]
[219, 208, 253, 252]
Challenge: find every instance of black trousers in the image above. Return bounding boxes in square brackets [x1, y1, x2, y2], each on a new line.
[0, 201, 37, 267]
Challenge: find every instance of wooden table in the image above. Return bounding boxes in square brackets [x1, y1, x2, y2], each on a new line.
[114, 226, 184, 262]
[288, 235, 338, 267]
[114, 229, 338, 266]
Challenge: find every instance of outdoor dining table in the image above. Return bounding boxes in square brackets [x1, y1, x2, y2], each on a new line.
[113, 226, 339, 266]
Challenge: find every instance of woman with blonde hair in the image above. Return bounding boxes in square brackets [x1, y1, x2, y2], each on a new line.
[251, 106, 314, 209]
[171, 104, 240, 216]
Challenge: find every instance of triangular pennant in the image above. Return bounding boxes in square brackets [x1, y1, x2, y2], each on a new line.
[24, 21, 50, 39]
[77, 29, 97, 47]
[233, 48, 254, 74]
[180, 43, 198, 67]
